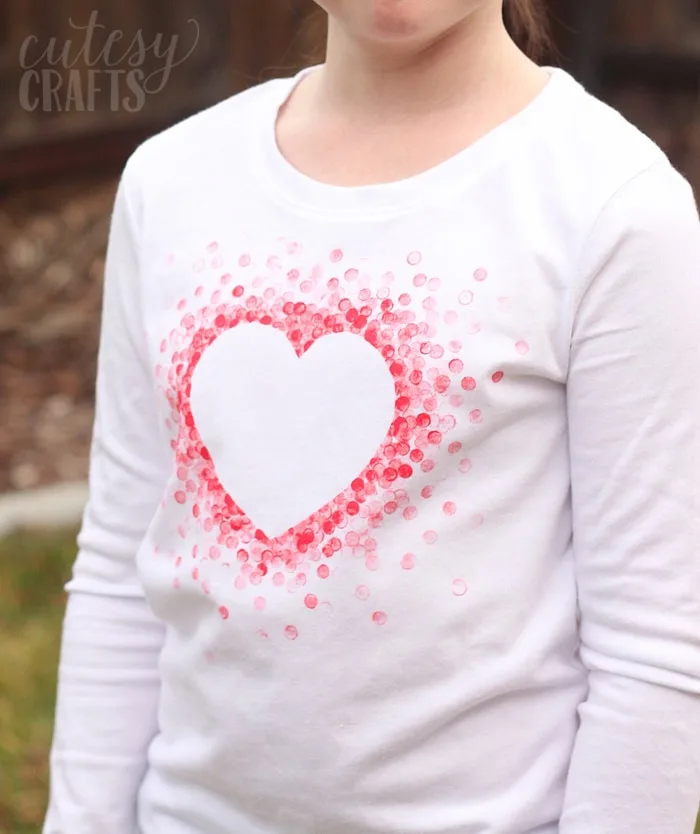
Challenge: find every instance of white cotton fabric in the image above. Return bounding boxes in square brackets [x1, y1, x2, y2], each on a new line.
[44, 68, 700, 834]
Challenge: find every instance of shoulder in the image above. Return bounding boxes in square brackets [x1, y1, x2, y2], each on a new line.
[118, 75, 292, 203]
[527, 70, 697, 253]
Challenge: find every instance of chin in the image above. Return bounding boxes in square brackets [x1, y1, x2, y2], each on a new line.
[321, 0, 481, 48]
[370, 0, 422, 38]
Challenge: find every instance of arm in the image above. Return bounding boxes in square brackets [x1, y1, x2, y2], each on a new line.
[43, 155, 170, 834]
[560, 158, 700, 834]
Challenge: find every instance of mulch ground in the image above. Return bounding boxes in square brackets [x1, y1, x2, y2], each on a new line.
[0, 177, 117, 495]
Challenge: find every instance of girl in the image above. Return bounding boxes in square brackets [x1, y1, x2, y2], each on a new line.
[45, 1, 700, 832]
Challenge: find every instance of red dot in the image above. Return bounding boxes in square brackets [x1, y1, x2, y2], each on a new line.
[351, 478, 364, 492]
[390, 361, 406, 377]
[317, 564, 330, 579]
[347, 501, 360, 515]
[461, 376, 476, 391]
[398, 464, 413, 479]
[285, 625, 299, 640]
[396, 396, 411, 412]
[219, 606, 230, 620]
[434, 375, 451, 393]
[492, 371, 504, 383]
[427, 430, 442, 445]
[372, 610, 388, 625]
[304, 594, 318, 610]
[417, 412, 431, 428]
[453, 579, 468, 596]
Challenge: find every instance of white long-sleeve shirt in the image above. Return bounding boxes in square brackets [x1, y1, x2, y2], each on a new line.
[44, 67, 700, 834]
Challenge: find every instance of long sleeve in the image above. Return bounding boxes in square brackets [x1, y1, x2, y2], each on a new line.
[560, 158, 700, 833]
[44, 155, 171, 834]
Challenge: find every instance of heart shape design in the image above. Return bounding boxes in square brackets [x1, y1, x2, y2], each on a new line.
[190, 324, 396, 539]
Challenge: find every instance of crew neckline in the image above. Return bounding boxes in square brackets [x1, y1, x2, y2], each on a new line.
[247, 65, 577, 222]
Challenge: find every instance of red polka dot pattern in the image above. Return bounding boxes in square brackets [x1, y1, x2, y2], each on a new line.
[155, 246, 530, 636]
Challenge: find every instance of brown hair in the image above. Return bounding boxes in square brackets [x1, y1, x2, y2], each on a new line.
[504, 0, 551, 60]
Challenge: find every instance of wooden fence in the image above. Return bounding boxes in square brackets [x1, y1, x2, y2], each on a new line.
[0, 0, 699, 189]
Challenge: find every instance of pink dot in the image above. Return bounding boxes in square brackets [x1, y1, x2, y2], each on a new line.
[304, 594, 318, 610]
[448, 339, 462, 353]
[238, 253, 251, 267]
[300, 279, 314, 293]
[174, 491, 187, 504]
[421, 486, 433, 499]
[448, 358, 464, 374]
[403, 505, 418, 520]
[372, 610, 388, 625]
[401, 553, 415, 570]
[330, 249, 343, 263]
[468, 322, 481, 335]
[515, 340, 530, 355]
[492, 371, 504, 383]
[345, 268, 359, 281]
[285, 625, 299, 640]
[366, 555, 380, 571]
[452, 579, 468, 596]
[469, 409, 483, 423]
[461, 376, 476, 391]
[443, 501, 457, 516]
[258, 629, 269, 639]
[423, 530, 438, 544]
[273, 572, 285, 586]
[449, 394, 464, 407]
[444, 310, 458, 325]
[428, 277, 441, 291]
[355, 585, 370, 601]
[407, 251, 422, 266]
[458, 290, 474, 306]
[219, 606, 230, 620]
[470, 513, 484, 529]
[473, 268, 488, 282]
[448, 441, 462, 454]
[254, 596, 266, 611]
[317, 564, 330, 579]
[459, 458, 472, 474]
[413, 273, 427, 287]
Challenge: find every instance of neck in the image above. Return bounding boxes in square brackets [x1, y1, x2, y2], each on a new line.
[315, 9, 538, 119]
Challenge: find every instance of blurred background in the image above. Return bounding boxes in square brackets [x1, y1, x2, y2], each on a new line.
[0, 1, 699, 831]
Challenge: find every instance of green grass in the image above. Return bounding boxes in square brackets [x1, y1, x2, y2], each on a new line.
[0, 529, 698, 834]
[0, 529, 76, 834]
